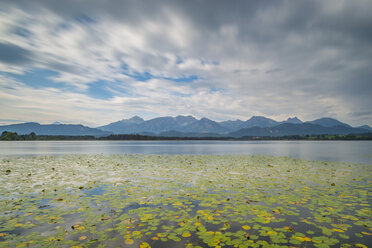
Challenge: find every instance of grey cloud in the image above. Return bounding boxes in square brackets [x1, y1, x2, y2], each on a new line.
[0, 42, 33, 65]
[0, 0, 371, 125]
[0, 119, 23, 122]
[1, 86, 16, 90]
[351, 111, 372, 118]
[46, 61, 82, 74]
[265, 68, 281, 74]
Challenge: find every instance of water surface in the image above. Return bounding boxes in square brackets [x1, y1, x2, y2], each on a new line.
[1, 155, 371, 247]
[0, 140, 371, 164]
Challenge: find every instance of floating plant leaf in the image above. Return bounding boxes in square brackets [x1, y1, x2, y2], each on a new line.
[242, 225, 251, 230]
[125, 239, 134, 245]
[0, 154, 371, 248]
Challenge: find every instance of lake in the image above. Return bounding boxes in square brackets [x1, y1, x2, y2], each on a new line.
[1, 154, 371, 247]
[1, 142, 371, 247]
[0, 140, 371, 164]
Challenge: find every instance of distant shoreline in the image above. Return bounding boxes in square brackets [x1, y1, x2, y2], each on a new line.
[1, 131, 372, 141]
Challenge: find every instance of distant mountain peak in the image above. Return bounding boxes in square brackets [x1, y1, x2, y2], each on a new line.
[285, 117, 302, 124]
[242, 116, 279, 128]
[174, 115, 197, 126]
[52, 121, 63, 125]
[121, 116, 144, 124]
[307, 117, 350, 128]
[250, 116, 269, 120]
[174, 115, 197, 120]
[200, 117, 213, 122]
[358, 125, 372, 132]
[313, 117, 336, 122]
[175, 115, 194, 118]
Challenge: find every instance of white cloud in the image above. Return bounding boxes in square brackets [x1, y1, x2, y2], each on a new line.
[0, 0, 371, 126]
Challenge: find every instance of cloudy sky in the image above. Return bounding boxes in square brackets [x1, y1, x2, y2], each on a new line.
[0, 0, 371, 127]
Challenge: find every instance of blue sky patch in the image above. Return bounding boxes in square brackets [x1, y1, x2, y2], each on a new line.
[164, 75, 198, 83]
[122, 65, 199, 83]
[121, 63, 154, 82]
[3, 68, 69, 89]
[129, 71, 153, 82]
[86, 80, 115, 100]
[210, 87, 225, 93]
[171, 91, 192, 97]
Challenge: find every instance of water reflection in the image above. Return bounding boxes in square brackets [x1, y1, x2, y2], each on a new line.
[0, 140, 371, 164]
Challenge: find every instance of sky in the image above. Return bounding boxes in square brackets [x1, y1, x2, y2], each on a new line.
[0, 0, 371, 127]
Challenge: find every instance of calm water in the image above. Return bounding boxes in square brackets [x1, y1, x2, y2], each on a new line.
[0, 140, 371, 164]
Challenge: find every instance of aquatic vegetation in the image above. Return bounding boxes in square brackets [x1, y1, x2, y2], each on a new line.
[0, 154, 371, 247]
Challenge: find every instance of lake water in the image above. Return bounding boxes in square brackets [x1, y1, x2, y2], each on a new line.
[0, 140, 371, 164]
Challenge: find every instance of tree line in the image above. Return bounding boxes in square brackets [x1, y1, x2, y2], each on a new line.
[0, 131, 94, 140]
[1, 131, 372, 141]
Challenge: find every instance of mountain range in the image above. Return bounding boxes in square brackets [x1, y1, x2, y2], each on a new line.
[0, 116, 371, 138]
[0, 122, 110, 137]
[98, 116, 370, 136]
